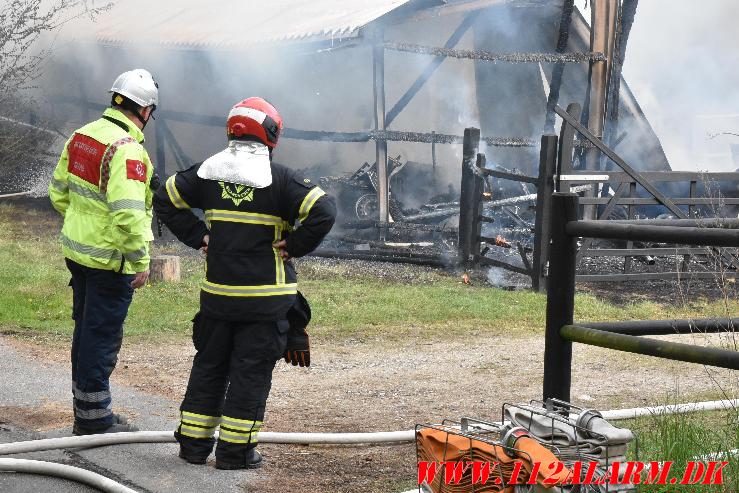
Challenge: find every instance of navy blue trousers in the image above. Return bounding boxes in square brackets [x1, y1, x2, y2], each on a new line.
[66, 259, 134, 428]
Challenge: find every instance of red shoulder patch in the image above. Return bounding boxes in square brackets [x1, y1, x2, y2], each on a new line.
[126, 159, 147, 182]
[67, 133, 107, 186]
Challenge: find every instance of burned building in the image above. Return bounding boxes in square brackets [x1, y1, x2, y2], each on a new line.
[36, 0, 668, 229]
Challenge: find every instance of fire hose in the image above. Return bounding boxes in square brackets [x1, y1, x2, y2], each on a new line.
[0, 430, 416, 456]
[0, 430, 416, 492]
[0, 191, 32, 199]
[0, 459, 137, 493]
[1, 400, 737, 491]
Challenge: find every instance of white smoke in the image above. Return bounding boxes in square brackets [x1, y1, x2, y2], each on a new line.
[614, 1, 739, 171]
[486, 267, 506, 286]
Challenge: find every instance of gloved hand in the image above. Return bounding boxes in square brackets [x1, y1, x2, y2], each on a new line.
[284, 326, 310, 367]
[284, 292, 311, 367]
[149, 173, 161, 192]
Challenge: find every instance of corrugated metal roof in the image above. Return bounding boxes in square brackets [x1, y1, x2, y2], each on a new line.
[94, 0, 416, 48]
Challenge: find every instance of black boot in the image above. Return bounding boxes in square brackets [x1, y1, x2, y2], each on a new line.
[73, 421, 138, 435]
[215, 448, 263, 470]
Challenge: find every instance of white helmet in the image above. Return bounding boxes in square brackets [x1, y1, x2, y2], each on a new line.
[110, 69, 159, 108]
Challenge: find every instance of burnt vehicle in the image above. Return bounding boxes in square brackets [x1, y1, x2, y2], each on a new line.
[318, 156, 458, 226]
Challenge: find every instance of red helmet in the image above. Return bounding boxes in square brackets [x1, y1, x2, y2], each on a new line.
[226, 97, 283, 148]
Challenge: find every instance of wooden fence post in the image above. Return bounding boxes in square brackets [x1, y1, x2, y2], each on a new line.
[543, 192, 579, 403]
[469, 153, 486, 265]
[557, 103, 582, 193]
[532, 135, 558, 292]
[459, 127, 481, 265]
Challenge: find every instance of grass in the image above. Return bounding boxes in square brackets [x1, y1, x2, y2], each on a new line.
[2, 202, 739, 489]
[2, 202, 739, 345]
[624, 408, 739, 492]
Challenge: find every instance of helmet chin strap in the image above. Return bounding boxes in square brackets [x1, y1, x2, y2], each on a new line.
[135, 111, 148, 129]
[135, 105, 155, 129]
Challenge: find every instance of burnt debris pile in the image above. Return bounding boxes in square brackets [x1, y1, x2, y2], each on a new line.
[312, 155, 461, 267]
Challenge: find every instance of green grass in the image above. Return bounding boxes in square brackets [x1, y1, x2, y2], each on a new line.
[624, 409, 739, 492]
[3, 203, 739, 488]
[1, 202, 738, 344]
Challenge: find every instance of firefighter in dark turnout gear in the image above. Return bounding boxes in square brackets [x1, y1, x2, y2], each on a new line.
[153, 98, 335, 469]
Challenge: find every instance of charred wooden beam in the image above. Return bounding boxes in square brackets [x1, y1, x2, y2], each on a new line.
[343, 220, 458, 234]
[384, 42, 605, 63]
[309, 249, 447, 267]
[605, 0, 639, 148]
[384, 13, 477, 126]
[372, 28, 389, 225]
[476, 256, 531, 276]
[544, 0, 576, 133]
[532, 135, 558, 292]
[401, 208, 459, 222]
[576, 272, 734, 282]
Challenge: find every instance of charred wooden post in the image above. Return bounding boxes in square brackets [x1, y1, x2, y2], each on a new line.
[431, 130, 437, 187]
[605, 0, 639, 149]
[544, 0, 576, 133]
[155, 113, 166, 179]
[557, 103, 582, 193]
[584, 0, 619, 220]
[150, 255, 181, 283]
[543, 192, 579, 403]
[470, 153, 486, 265]
[372, 29, 389, 227]
[458, 127, 481, 265]
[532, 135, 558, 292]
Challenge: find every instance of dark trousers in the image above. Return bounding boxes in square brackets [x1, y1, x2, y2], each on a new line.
[176, 314, 289, 464]
[66, 259, 134, 428]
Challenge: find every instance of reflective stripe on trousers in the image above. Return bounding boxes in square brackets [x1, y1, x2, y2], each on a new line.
[219, 416, 262, 444]
[66, 259, 134, 426]
[178, 411, 220, 439]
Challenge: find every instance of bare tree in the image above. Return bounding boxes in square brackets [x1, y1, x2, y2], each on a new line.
[0, 0, 110, 188]
[0, 1, 109, 102]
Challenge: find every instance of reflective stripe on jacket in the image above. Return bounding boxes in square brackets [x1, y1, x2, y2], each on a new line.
[153, 162, 336, 321]
[48, 108, 154, 274]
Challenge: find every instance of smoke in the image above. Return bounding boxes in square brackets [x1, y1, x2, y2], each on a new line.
[19, 0, 723, 213]
[618, 1, 739, 171]
[486, 267, 507, 287]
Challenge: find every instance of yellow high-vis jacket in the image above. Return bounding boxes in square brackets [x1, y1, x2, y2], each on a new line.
[49, 108, 154, 274]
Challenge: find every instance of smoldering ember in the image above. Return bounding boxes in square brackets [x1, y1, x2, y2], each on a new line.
[0, 1, 738, 493]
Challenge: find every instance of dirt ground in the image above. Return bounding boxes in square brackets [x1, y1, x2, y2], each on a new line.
[2, 198, 737, 492]
[4, 328, 737, 493]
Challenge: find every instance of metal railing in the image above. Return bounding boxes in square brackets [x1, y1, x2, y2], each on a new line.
[543, 192, 739, 402]
[556, 102, 739, 283]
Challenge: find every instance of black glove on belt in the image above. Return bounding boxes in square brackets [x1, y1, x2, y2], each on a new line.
[284, 327, 310, 367]
[284, 292, 311, 367]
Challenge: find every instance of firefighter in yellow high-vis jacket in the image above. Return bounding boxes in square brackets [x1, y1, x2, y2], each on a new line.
[48, 69, 158, 435]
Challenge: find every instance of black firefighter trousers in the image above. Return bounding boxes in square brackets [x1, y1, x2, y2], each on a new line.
[175, 313, 289, 465]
